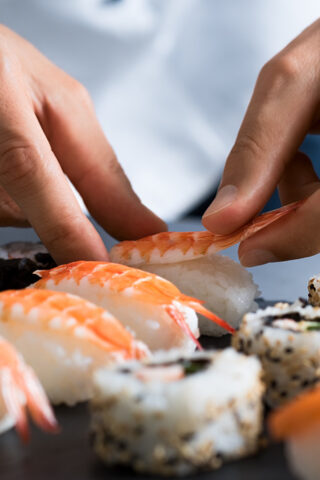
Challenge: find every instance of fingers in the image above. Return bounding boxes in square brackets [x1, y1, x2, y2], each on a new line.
[239, 188, 320, 267]
[202, 19, 320, 235]
[39, 80, 167, 241]
[238, 151, 320, 266]
[0, 96, 109, 264]
[278, 151, 319, 205]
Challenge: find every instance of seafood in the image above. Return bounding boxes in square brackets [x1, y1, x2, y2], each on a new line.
[90, 348, 264, 476]
[110, 200, 304, 266]
[0, 289, 148, 405]
[32, 261, 234, 352]
[108, 201, 302, 337]
[269, 386, 320, 480]
[0, 336, 57, 442]
[111, 238, 259, 337]
[233, 299, 320, 407]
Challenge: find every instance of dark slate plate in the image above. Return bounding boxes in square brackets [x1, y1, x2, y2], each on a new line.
[0, 299, 295, 480]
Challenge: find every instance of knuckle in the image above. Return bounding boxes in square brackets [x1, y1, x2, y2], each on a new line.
[260, 53, 300, 85]
[69, 79, 93, 107]
[0, 142, 39, 189]
[230, 133, 265, 159]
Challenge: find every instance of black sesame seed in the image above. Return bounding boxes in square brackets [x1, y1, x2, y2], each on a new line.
[299, 297, 308, 306]
[180, 432, 195, 442]
[117, 440, 127, 451]
[301, 380, 311, 388]
[255, 330, 264, 339]
[103, 432, 116, 445]
[285, 347, 293, 354]
[310, 284, 316, 291]
[134, 426, 144, 436]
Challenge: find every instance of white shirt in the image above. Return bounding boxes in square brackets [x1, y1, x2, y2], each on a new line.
[0, 0, 319, 220]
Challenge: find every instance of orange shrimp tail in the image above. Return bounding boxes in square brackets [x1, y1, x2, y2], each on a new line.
[1, 369, 29, 443]
[240, 199, 305, 242]
[269, 385, 320, 440]
[165, 305, 203, 350]
[190, 302, 235, 334]
[22, 367, 59, 435]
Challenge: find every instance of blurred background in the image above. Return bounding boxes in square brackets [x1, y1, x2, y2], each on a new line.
[0, 0, 319, 221]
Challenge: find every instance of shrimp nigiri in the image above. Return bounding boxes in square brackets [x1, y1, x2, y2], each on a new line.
[32, 261, 234, 352]
[0, 336, 57, 442]
[269, 386, 320, 480]
[110, 200, 304, 266]
[0, 289, 148, 405]
[109, 201, 303, 336]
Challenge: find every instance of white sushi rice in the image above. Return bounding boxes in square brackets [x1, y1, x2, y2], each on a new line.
[141, 254, 259, 336]
[90, 348, 264, 476]
[233, 300, 320, 407]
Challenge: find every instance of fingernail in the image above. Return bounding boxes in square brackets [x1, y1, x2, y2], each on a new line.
[203, 185, 238, 218]
[240, 249, 278, 267]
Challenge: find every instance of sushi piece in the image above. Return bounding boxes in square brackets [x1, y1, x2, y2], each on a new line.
[232, 299, 320, 407]
[110, 200, 304, 265]
[110, 232, 259, 336]
[0, 336, 57, 442]
[32, 261, 234, 353]
[90, 348, 264, 476]
[0, 289, 148, 405]
[269, 386, 320, 480]
[308, 275, 320, 306]
[0, 241, 51, 263]
[0, 242, 56, 291]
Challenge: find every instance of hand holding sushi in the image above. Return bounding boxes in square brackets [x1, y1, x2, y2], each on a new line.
[0, 25, 165, 264]
[203, 19, 320, 266]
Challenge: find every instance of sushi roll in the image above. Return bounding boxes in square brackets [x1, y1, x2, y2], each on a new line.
[0, 241, 51, 263]
[110, 232, 259, 336]
[33, 261, 234, 352]
[0, 289, 148, 405]
[0, 336, 57, 441]
[308, 274, 320, 306]
[232, 300, 320, 407]
[89, 348, 264, 476]
[269, 385, 320, 480]
[0, 242, 56, 291]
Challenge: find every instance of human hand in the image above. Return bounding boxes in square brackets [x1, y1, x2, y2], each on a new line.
[202, 19, 320, 266]
[0, 26, 166, 264]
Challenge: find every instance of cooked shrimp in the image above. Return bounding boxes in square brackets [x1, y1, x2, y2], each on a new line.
[269, 386, 320, 480]
[32, 261, 234, 352]
[0, 289, 148, 405]
[0, 336, 57, 442]
[269, 386, 320, 441]
[110, 200, 304, 266]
